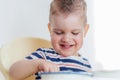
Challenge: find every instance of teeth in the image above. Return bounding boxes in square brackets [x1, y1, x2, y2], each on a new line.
[64, 45, 70, 47]
[61, 45, 73, 48]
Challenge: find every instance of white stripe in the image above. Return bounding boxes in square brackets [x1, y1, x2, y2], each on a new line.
[59, 63, 91, 72]
[30, 55, 39, 59]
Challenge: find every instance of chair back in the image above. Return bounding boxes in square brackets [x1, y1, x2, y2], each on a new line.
[0, 37, 51, 80]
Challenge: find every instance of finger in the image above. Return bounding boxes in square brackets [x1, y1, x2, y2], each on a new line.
[43, 66, 50, 72]
[49, 65, 60, 72]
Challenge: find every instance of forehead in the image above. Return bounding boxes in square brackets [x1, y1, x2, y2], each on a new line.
[51, 14, 84, 29]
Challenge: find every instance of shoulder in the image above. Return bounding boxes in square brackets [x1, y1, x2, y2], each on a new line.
[68, 56, 92, 68]
[35, 48, 60, 57]
[36, 48, 56, 54]
[81, 56, 92, 68]
[82, 57, 89, 61]
[25, 48, 55, 60]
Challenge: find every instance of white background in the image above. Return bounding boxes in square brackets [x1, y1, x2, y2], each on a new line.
[94, 0, 120, 70]
[0, 0, 120, 70]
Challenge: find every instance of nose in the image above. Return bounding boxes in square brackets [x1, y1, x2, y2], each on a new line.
[61, 34, 71, 43]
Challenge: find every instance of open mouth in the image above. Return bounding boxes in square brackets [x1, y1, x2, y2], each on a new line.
[60, 44, 74, 49]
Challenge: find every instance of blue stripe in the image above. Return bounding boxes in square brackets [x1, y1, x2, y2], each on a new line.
[35, 73, 41, 79]
[25, 56, 33, 59]
[83, 58, 88, 61]
[61, 59, 91, 68]
[32, 52, 43, 58]
[46, 56, 60, 61]
[36, 48, 59, 55]
[60, 67, 86, 72]
[36, 48, 45, 51]
[46, 56, 91, 68]
[46, 50, 56, 54]
[36, 76, 41, 79]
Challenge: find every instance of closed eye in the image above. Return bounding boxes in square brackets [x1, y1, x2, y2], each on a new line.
[55, 31, 63, 35]
[72, 32, 79, 35]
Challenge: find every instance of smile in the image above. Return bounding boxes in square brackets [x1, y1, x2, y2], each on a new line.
[60, 44, 74, 49]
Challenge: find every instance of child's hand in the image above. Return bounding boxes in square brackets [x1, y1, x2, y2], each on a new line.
[39, 59, 60, 72]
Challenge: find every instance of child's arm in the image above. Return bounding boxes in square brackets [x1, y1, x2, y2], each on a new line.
[9, 59, 59, 80]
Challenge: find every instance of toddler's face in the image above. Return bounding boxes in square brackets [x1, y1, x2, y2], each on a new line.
[48, 14, 88, 57]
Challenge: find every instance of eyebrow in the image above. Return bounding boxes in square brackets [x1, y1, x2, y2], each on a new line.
[72, 29, 82, 32]
[53, 28, 82, 32]
[53, 28, 63, 31]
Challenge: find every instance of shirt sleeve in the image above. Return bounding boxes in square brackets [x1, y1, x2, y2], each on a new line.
[25, 48, 46, 60]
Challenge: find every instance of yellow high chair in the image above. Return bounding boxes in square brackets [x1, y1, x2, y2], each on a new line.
[0, 37, 51, 80]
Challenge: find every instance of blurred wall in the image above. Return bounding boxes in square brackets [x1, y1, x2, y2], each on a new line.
[0, 0, 51, 46]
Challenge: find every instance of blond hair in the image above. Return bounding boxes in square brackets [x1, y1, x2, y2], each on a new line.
[49, 0, 87, 26]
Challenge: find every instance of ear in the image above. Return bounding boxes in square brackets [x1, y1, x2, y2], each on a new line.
[84, 24, 89, 37]
[48, 23, 51, 33]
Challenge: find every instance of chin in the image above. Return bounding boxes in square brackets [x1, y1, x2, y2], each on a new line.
[60, 53, 73, 57]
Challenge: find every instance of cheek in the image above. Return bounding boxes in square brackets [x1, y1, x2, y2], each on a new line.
[75, 35, 84, 46]
[51, 33, 58, 40]
[76, 38, 83, 44]
[50, 34, 60, 45]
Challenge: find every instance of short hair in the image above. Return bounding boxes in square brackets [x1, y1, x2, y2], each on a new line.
[49, 0, 87, 26]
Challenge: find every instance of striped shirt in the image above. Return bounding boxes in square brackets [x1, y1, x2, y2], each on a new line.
[26, 48, 92, 80]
